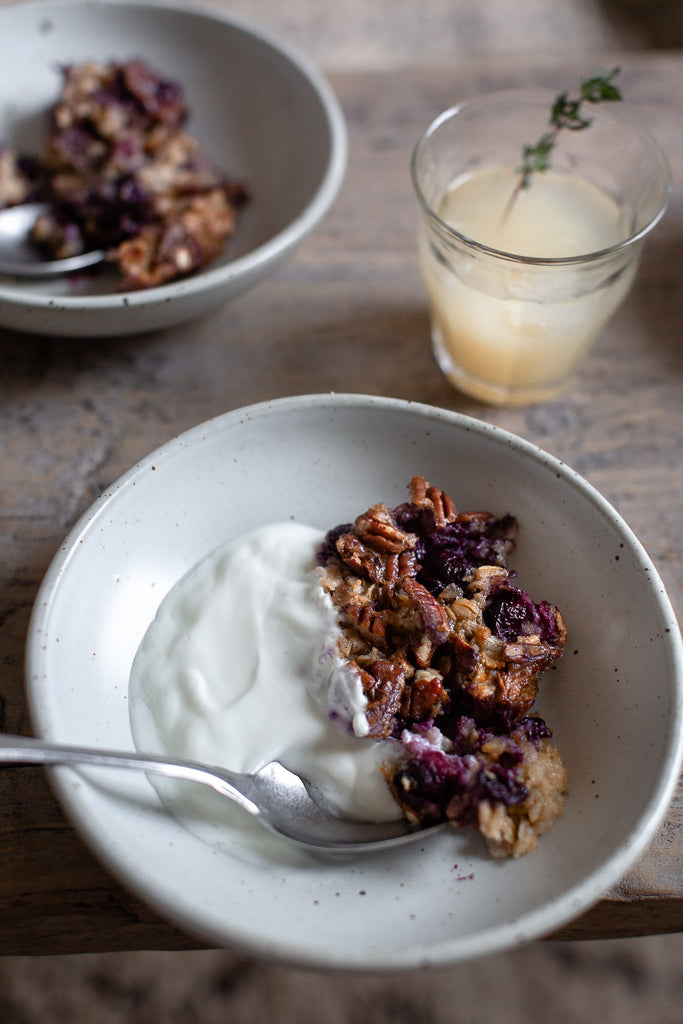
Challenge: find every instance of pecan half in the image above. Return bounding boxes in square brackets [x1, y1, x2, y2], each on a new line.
[408, 476, 458, 528]
[357, 659, 407, 738]
[354, 503, 416, 554]
[399, 669, 448, 721]
[401, 577, 450, 645]
[335, 533, 392, 585]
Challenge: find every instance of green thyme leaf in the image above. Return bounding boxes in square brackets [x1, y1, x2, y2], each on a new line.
[580, 68, 622, 103]
[515, 67, 622, 194]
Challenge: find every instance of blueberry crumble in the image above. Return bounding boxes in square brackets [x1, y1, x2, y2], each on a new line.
[0, 60, 247, 289]
[316, 476, 568, 857]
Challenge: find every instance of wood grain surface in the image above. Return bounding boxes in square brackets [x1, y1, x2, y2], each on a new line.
[0, 53, 681, 955]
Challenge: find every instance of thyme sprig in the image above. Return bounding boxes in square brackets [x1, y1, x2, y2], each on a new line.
[504, 68, 622, 216]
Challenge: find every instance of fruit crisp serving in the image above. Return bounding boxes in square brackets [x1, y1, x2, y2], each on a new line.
[316, 476, 569, 858]
[0, 60, 247, 288]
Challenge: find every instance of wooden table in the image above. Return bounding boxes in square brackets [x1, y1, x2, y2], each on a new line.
[1, 53, 681, 956]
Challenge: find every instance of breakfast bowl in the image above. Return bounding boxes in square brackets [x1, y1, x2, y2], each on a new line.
[26, 394, 682, 968]
[0, 0, 346, 337]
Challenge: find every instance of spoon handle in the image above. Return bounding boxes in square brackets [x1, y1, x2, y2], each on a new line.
[0, 732, 260, 816]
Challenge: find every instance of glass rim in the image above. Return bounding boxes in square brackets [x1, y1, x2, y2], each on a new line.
[410, 90, 672, 268]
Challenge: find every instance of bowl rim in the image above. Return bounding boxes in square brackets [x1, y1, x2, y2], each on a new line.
[25, 393, 683, 967]
[0, 0, 348, 310]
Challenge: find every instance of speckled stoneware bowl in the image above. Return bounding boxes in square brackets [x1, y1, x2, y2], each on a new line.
[26, 395, 683, 969]
[0, 0, 346, 337]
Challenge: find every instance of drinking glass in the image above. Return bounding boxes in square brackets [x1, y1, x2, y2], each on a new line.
[411, 91, 670, 405]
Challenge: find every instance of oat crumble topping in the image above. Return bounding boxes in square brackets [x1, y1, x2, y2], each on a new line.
[317, 476, 569, 858]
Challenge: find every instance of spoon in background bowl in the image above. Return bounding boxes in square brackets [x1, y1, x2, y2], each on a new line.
[0, 732, 444, 853]
[0, 202, 106, 276]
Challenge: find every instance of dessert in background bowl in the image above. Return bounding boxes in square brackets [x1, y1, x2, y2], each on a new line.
[0, 0, 346, 336]
[1, 58, 249, 289]
[25, 394, 683, 969]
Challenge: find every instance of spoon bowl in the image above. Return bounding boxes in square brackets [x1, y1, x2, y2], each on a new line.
[0, 203, 106, 277]
[0, 732, 442, 853]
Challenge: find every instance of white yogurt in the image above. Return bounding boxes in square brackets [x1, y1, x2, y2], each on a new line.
[129, 522, 400, 833]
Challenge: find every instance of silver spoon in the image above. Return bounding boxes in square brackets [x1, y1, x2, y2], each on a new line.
[0, 202, 105, 276]
[0, 733, 442, 853]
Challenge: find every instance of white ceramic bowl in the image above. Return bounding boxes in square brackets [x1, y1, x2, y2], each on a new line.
[26, 395, 683, 969]
[0, 0, 346, 337]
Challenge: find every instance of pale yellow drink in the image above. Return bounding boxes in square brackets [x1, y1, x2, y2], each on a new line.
[419, 166, 634, 404]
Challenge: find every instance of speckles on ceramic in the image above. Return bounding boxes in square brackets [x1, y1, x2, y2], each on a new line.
[25, 394, 683, 970]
